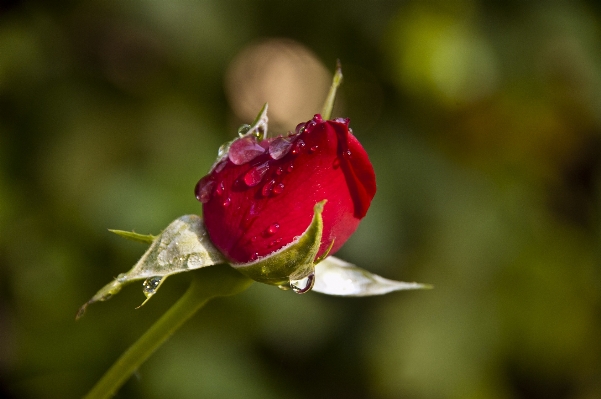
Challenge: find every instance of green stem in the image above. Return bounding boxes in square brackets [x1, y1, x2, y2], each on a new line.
[84, 265, 253, 399]
[321, 60, 343, 120]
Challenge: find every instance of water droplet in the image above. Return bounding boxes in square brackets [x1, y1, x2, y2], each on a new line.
[117, 273, 127, 283]
[286, 164, 294, 173]
[262, 179, 275, 196]
[290, 272, 315, 294]
[309, 145, 318, 153]
[244, 161, 270, 187]
[277, 284, 291, 291]
[215, 181, 225, 195]
[228, 137, 266, 165]
[295, 122, 306, 135]
[333, 157, 340, 169]
[269, 238, 282, 247]
[250, 252, 259, 261]
[222, 197, 231, 207]
[251, 236, 258, 242]
[272, 183, 284, 195]
[291, 140, 305, 155]
[214, 160, 227, 173]
[305, 120, 317, 132]
[237, 124, 251, 136]
[276, 167, 284, 176]
[269, 137, 292, 160]
[217, 142, 231, 157]
[334, 117, 348, 124]
[195, 176, 214, 203]
[344, 149, 352, 158]
[265, 223, 279, 236]
[142, 276, 163, 296]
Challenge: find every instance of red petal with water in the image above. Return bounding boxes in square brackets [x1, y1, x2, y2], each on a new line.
[196, 115, 376, 264]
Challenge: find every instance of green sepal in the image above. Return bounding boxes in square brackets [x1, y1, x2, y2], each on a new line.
[233, 200, 326, 287]
[109, 229, 156, 244]
[77, 215, 226, 318]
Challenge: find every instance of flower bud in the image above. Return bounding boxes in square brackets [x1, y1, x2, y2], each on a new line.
[196, 114, 377, 279]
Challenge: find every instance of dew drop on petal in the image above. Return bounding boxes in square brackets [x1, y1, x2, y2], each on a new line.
[215, 181, 225, 196]
[268, 137, 293, 160]
[244, 161, 270, 187]
[217, 142, 230, 158]
[333, 157, 340, 169]
[262, 179, 275, 196]
[214, 160, 227, 173]
[195, 176, 214, 203]
[272, 183, 284, 195]
[222, 197, 231, 207]
[290, 272, 315, 294]
[229, 137, 266, 165]
[309, 145, 318, 153]
[276, 167, 284, 176]
[291, 140, 305, 155]
[295, 122, 306, 135]
[265, 223, 279, 236]
[286, 164, 294, 173]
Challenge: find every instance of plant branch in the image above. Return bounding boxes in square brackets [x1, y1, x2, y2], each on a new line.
[84, 265, 253, 399]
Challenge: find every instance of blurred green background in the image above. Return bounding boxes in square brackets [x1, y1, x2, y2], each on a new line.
[2, 0, 601, 398]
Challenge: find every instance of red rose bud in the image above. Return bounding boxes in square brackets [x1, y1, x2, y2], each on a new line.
[195, 114, 376, 287]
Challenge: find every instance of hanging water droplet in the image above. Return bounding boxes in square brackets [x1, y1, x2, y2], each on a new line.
[265, 223, 279, 236]
[268, 137, 292, 160]
[291, 139, 305, 155]
[244, 161, 270, 187]
[272, 183, 284, 195]
[222, 197, 231, 207]
[195, 176, 214, 203]
[142, 276, 163, 297]
[262, 179, 275, 196]
[229, 137, 266, 165]
[290, 272, 315, 294]
[305, 120, 317, 132]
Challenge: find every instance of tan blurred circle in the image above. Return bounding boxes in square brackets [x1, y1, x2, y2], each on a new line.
[225, 38, 331, 133]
